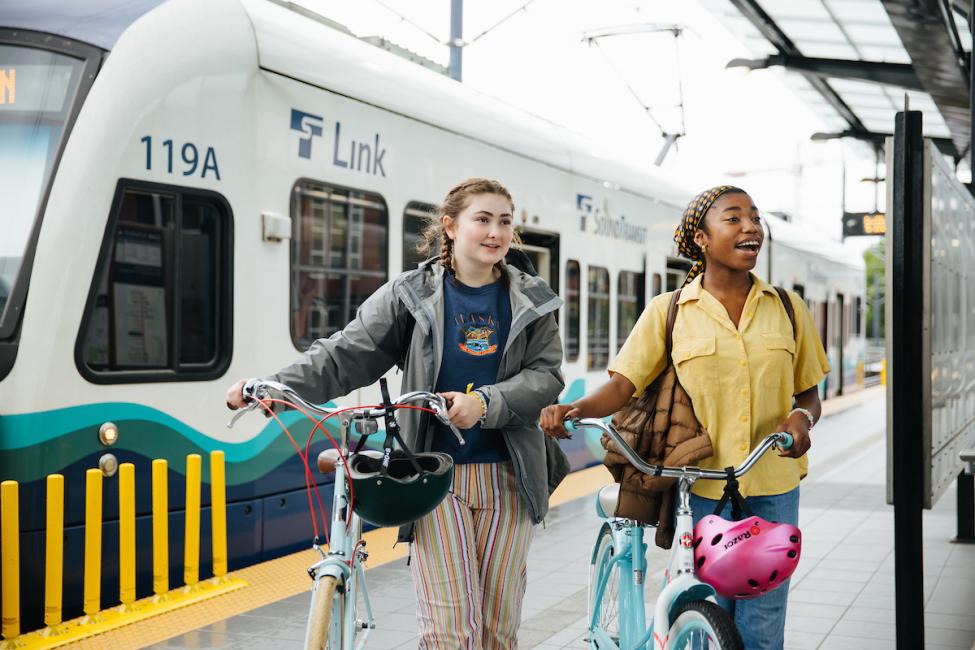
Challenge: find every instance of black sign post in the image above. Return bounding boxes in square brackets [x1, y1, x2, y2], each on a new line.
[890, 110, 925, 649]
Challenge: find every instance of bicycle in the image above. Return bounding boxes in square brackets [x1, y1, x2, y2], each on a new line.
[228, 378, 464, 650]
[565, 417, 794, 650]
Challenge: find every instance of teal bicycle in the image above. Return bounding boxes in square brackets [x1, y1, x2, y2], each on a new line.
[567, 418, 793, 650]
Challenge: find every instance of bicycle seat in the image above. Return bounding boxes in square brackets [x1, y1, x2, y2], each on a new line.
[596, 484, 620, 519]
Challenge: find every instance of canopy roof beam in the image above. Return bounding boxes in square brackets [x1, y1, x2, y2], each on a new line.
[728, 54, 925, 91]
[881, 0, 970, 156]
[726, 0, 871, 136]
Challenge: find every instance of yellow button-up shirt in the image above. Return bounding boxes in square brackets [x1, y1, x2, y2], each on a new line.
[608, 273, 830, 499]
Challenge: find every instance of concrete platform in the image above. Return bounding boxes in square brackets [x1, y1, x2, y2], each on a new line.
[149, 388, 975, 649]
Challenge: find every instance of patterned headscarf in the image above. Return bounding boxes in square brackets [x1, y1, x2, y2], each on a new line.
[674, 185, 746, 286]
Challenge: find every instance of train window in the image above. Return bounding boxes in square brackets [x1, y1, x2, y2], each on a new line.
[617, 271, 643, 352]
[652, 273, 662, 297]
[77, 182, 232, 380]
[854, 296, 862, 335]
[291, 181, 388, 350]
[403, 201, 436, 271]
[565, 260, 580, 362]
[588, 265, 610, 369]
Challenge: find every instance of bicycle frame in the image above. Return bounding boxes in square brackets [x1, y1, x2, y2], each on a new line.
[305, 414, 376, 649]
[231, 380, 457, 650]
[580, 417, 790, 650]
[589, 477, 717, 650]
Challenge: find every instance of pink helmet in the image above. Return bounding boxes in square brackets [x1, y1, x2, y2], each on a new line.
[693, 515, 801, 600]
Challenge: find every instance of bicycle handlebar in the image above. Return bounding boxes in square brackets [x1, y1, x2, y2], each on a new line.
[564, 417, 793, 481]
[228, 379, 465, 445]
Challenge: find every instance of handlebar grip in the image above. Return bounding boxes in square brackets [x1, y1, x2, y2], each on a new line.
[777, 432, 794, 450]
[563, 418, 580, 433]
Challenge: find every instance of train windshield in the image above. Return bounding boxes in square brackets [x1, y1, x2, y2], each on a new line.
[0, 44, 87, 324]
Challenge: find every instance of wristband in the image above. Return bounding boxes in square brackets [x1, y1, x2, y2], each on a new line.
[789, 407, 814, 430]
[472, 390, 488, 425]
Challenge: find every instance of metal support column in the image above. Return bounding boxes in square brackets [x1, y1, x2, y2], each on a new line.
[449, 0, 463, 82]
[890, 110, 925, 650]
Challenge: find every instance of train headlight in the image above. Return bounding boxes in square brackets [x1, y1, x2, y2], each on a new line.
[98, 422, 119, 446]
[99, 453, 119, 477]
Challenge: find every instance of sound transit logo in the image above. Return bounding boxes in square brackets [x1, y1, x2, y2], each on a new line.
[290, 108, 324, 159]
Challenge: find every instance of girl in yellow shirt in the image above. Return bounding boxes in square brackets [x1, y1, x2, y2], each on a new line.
[541, 186, 830, 650]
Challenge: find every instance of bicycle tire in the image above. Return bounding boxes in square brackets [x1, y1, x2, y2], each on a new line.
[668, 599, 742, 650]
[305, 575, 339, 650]
[587, 523, 620, 646]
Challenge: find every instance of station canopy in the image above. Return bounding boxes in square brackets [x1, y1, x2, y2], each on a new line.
[698, 0, 972, 165]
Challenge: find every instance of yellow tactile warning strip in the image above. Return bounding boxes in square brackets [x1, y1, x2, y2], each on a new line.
[55, 464, 613, 649]
[9, 577, 246, 650]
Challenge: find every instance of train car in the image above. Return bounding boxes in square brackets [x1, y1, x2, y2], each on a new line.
[0, 0, 864, 630]
[762, 214, 867, 398]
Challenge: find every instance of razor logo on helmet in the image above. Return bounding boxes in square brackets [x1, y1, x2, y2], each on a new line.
[723, 525, 761, 551]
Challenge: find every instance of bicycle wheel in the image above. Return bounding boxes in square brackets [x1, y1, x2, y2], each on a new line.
[587, 523, 620, 646]
[305, 575, 339, 650]
[668, 600, 742, 650]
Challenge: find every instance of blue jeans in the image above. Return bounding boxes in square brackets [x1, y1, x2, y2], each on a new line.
[688, 487, 800, 650]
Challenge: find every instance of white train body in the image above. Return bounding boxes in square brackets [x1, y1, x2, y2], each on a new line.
[0, 0, 864, 628]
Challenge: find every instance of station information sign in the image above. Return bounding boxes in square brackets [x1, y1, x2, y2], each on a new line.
[842, 211, 886, 237]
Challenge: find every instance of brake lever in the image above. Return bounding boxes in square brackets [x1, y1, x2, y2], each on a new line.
[226, 400, 260, 428]
[432, 400, 465, 446]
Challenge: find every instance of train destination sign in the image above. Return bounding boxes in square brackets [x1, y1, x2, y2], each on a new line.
[842, 211, 886, 237]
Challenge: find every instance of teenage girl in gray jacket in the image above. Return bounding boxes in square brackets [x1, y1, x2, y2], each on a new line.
[226, 178, 564, 649]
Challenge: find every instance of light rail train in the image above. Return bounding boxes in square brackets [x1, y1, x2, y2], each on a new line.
[0, 0, 864, 630]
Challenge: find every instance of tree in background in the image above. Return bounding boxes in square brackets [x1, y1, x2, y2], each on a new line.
[864, 240, 885, 342]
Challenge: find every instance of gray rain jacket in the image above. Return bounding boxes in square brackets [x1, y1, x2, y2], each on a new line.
[269, 259, 566, 541]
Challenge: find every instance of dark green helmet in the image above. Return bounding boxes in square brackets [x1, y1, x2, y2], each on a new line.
[347, 451, 454, 527]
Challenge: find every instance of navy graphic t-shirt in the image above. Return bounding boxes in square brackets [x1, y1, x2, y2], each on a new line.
[432, 275, 512, 464]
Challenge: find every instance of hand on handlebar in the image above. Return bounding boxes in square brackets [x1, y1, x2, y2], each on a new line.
[226, 379, 249, 410]
[774, 411, 811, 458]
[539, 404, 579, 439]
[438, 391, 482, 430]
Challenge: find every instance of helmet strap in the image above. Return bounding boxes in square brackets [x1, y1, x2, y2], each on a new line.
[714, 466, 754, 521]
[378, 378, 426, 477]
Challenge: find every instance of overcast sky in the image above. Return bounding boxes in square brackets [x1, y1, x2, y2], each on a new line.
[304, 0, 889, 245]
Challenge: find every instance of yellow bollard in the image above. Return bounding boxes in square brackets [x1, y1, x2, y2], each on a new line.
[183, 454, 201, 587]
[119, 463, 136, 606]
[210, 451, 227, 578]
[2, 480, 20, 640]
[45, 474, 64, 627]
[152, 459, 168, 595]
[83, 469, 103, 616]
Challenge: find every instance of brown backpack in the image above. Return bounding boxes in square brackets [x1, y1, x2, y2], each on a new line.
[600, 286, 795, 548]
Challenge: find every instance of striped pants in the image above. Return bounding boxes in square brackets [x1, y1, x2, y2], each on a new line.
[409, 461, 535, 649]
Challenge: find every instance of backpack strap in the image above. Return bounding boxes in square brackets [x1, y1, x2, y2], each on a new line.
[665, 289, 682, 359]
[774, 286, 796, 339]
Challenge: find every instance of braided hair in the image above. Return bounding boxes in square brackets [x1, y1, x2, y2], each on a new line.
[674, 185, 747, 286]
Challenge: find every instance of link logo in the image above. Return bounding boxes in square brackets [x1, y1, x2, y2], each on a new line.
[290, 109, 324, 159]
[288, 107, 388, 176]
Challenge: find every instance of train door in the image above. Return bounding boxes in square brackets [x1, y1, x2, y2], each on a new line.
[616, 263, 645, 351]
[823, 300, 833, 396]
[666, 257, 691, 291]
[837, 294, 847, 394]
[517, 229, 560, 292]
